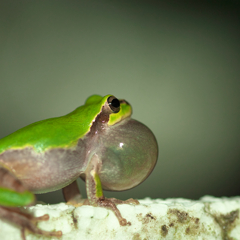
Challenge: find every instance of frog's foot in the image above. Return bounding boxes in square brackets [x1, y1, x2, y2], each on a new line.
[66, 198, 85, 207]
[63, 180, 85, 207]
[107, 198, 139, 205]
[83, 197, 139, 226]
[96, 197, 129, 226]
[0, 206, 62, 240]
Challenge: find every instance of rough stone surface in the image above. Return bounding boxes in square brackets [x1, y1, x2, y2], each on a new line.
[0, 196, 240, 240]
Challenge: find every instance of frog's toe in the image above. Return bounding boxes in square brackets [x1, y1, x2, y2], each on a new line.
[119, 218, 127, 226]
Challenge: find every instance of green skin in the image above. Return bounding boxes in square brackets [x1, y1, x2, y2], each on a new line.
[0, 94, 158, 238]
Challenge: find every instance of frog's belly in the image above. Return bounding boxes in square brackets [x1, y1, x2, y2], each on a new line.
[0, 146, 87, 193]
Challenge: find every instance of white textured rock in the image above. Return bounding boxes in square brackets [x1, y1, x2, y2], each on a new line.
[0, 196, 240, 240]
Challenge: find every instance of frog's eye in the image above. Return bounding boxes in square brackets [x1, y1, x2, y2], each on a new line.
[107, 96, 120, 113]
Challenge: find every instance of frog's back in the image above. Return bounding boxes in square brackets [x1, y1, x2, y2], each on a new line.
[0, 95, 112, 154]
[0, 104, 99, 154]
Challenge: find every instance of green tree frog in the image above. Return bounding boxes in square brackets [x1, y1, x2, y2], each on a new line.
[0, 94, 158, 239]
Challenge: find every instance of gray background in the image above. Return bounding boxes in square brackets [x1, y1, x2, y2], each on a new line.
[0, 0, 239, 203]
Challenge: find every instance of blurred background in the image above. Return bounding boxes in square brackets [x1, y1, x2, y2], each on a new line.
[0, 0, 239, 203]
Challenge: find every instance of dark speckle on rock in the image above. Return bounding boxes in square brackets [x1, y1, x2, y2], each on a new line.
[146, 213, 156, 220]
[161, 225, 168, 237]
[169, 222, 174, 227]
[212, 209, 239, 239]
[185, 226, 190, 234]
[168, 209, 189, 223]
[167, 208, 200, 236]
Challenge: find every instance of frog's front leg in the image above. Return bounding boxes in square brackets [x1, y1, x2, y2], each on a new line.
[0, 167, 62, 240]
[83, 156, 138, 226]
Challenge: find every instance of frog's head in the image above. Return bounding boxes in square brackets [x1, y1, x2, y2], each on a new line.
[85, 95, 158, 192]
